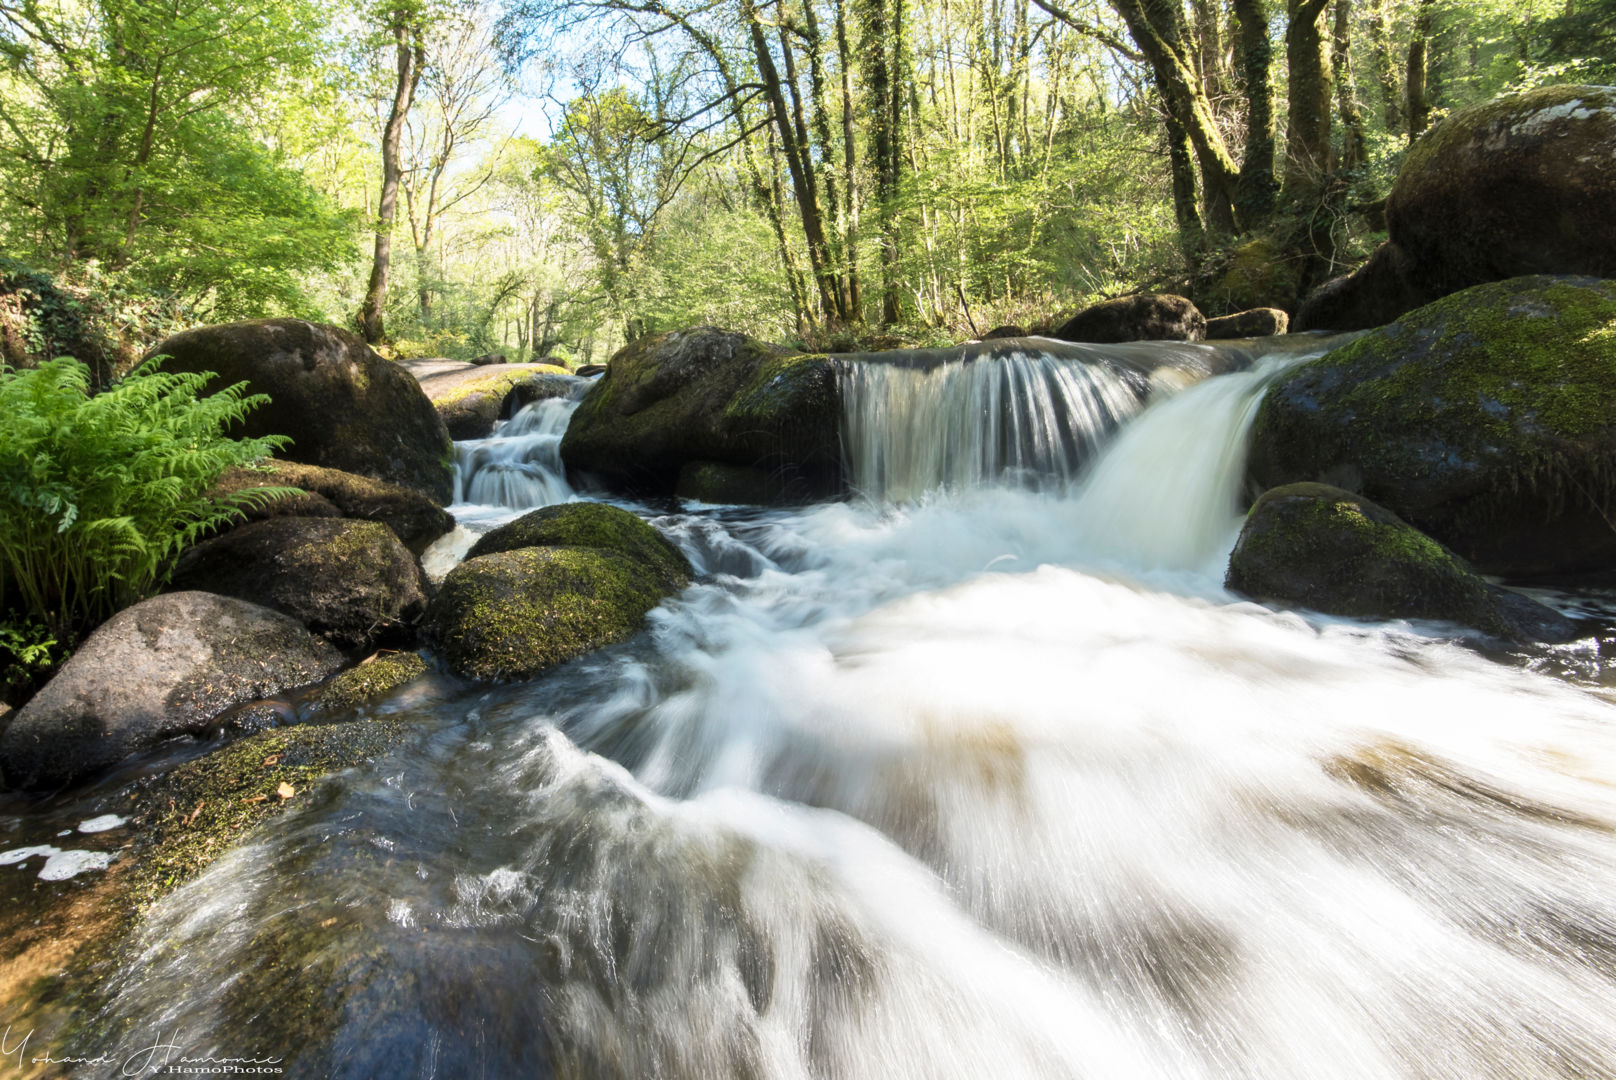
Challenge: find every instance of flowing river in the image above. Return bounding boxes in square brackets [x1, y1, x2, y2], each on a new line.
[51, 339, 1616, 1076]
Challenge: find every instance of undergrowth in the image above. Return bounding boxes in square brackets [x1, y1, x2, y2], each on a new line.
[0, 357, 299, 698]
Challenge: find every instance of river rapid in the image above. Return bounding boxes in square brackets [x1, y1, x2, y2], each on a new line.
[50, 339, 1616, 1077]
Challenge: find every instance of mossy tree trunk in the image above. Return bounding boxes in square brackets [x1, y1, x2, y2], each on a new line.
[360, 10, 425, 346]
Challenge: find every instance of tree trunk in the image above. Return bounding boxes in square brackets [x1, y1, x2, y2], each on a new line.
[1365, 0, 1403, 132]
[1109, 0, 1241, 233]
[1331, 0, 1367, 173]
[1406, 0, 1435, 138]
[360, 17, 424, 345]
[862, 0, 903, 324]
[1283, 0, 1333, 207]
[744, 0, 841, 322]
[1231, 0, 1276, 224]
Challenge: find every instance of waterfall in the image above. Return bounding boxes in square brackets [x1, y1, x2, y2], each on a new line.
[838, 337, 1274, 502]
[64, 336, 1616, 1080]
[452, 394, 581, 509]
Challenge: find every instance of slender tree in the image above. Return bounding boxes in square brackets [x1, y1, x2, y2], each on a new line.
[360, 4, 427, 344]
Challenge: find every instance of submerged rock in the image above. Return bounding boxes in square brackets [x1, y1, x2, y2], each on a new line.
[170, 517, 430, 650]
[1296, 85, 1616, 330]
[212, 461, 453, 554]
[1051, 294, 1206, 344]
[560, 326, 840, 502]
[1226, 484, 1579, 642]
[150, 319, 455, 503]
[466, 502, 692, 589]
[1205, 308, 1290, 339]
[302, 651, 429, 716]
[410, 361, 573, 439]
[1250, 276, 1616, 577]
[0, 592, 342, 790]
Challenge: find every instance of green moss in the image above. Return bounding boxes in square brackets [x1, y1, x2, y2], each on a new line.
[122, 717, 411, 912]
[431, 364, 569, 407]
[303, 651, 427, 715]
[466, 502, 692, 588]
[1250, 276, 1616, 574]
[426, 546, 672, 681]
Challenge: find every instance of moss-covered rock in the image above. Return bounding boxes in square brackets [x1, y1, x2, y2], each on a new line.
[123, 715, 413, 910]
[425, 547, 674, 681]
[169, 517, 430, 650]
[1249, 275, 1616, 577]
[559, 326, 841, 502]
[411, 361, 573, 439]
[1226, 484, 1579, 641]
[150, 318, 456, 503]
[302, 651, 428, 716]
[1205, 238, 1305, 315]
[212, 460, 454, 554]
[1206, 308, 1290, 339]
[466, 502, 692, 588]
[1051, 293, 1206, 344]
[0, 592, 342, 790]
[1296, 86, 1616, 330]
[1390, 85, 1616, 297]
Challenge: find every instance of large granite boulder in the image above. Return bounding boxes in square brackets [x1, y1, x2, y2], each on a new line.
[1297, 85, 1616, 330]
[1226, 484, 1579, 642]
[149, 319, 455, 503]
[559, 327, 841, 502]
[169, 517, 431, 650]
[1050, 293, 1206, 344]
[466, 502, 692, 588]
[426, 502, 691, 681]
[0, 592, 342, 790]
[211, 461, 454, 554]
[1249, 276, 1616, 577]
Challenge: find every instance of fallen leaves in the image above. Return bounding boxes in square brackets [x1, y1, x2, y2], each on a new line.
[276, 782, 296, 800]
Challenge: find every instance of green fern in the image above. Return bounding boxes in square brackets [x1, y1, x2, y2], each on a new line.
[0, 355, 299, 637]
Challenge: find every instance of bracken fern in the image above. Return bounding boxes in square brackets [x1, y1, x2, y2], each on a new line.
[0, 355, 299, 638]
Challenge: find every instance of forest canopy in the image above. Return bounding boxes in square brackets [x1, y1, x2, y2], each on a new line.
[1, 0, 1610, 364]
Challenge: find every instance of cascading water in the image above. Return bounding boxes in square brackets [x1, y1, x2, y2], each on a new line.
[452, 393, 583, 509]
[69, 339, 1616, 1079]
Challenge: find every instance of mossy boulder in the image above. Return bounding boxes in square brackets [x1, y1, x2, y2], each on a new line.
[0, 592, 342, 790]
[169, 517, 430, 650]
[1205, 238, 1304, 314]
[212, 461, 454, 554]
[425, 547, 675, 681]
[410, 361, 573, 439]
[1390, 85, 1616, 297]
[1249, 275, 1616, 577]
[149, 318, 455, 503]
[302, 651, 428, 716]
[1051, 293, 1206, 344]
[1206, 308, 1290, 339]
[466, 502, 692, 589]
[1297, 86, 1616, 330]
[1227, 484, 1579, 642]
[559, 326, 841, 502]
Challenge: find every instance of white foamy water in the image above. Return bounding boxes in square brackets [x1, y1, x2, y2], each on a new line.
[2, 844, 114, 880]
[450, 394, 582, 510]
[90, 343, 1616, 1079]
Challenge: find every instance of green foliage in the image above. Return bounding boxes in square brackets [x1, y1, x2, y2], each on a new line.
[0, 357, 299, 641]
